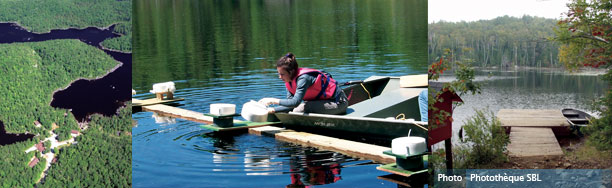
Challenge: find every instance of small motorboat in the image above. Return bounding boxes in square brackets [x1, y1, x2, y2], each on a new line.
[274, 75, 427, 141]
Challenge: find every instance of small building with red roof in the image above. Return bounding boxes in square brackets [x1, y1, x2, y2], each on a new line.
[28, 157, 39, 168]
[35, 142, 45, 153]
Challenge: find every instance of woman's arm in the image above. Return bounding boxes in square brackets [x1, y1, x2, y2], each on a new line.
[279, 74, 315, 107]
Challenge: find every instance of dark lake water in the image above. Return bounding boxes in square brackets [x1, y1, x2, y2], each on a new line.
[0, 22, 132, 122]
[0, 122, 34, 146]
[132, 0, 427, 187]
[433, 69, 608, 146]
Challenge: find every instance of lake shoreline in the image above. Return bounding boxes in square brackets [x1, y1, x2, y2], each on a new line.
[0, 21, 131, 53]
[474, 66, 607, 75]
[48, 61, 127, 122]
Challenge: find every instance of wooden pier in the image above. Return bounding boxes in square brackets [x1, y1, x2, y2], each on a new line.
[249, 126, 395, 164]
[132, 98, 184, 107]
[506, 127, 564, 157]
[140, 104, 278, 131]
[498, 109, 568, 157]
[139, 103, 396, 163]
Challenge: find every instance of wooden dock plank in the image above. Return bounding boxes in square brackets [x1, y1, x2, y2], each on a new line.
[133, 98, 184, 107]
[142, 104, 281, 133]
[200, 121, 280, 132]
[507, 127, 563, 157]
[142, 104, 214, 124]
[250, 126, 395, 164]
[498, 109, 570, 127]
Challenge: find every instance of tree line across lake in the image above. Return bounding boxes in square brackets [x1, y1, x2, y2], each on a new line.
[429, 16, 560, 68]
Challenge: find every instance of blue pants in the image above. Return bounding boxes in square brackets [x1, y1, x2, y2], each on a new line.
[418, 90, 428, 122]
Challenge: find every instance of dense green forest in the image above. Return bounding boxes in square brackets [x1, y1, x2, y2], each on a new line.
[101, 22, 132, 52]
[40, 106, 132, 187]
[0, 139, 46, 187]
[0, 0, 132, 52]
[0, 40, 117, 137]
[429, 16, 560, 68]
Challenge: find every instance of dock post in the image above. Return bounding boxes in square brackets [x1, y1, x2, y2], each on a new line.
[445, 138, 452, 169]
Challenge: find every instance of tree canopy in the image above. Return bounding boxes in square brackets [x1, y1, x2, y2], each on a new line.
[554, 0, 611, 150]
[0, 40, 118, 137]
[39, 106, 132, 187]
[0, 0, 132, 52]
[429, 16, 560, 68]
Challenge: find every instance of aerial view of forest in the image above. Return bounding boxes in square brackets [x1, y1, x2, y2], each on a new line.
[0, 0, 131, 52]
[0, 0, 131, 187]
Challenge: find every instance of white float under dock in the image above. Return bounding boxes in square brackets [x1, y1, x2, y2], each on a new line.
[249, 126, 395, 164]
[498, 109, 568, 157]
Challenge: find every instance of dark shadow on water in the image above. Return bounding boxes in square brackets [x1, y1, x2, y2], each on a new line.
[0, 122, 34, 146]
[0, 22, 132, 122]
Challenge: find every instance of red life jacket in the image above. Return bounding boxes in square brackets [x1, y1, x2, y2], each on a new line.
[285, 68, 337, 101]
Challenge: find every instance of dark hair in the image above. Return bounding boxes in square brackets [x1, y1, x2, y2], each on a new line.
[276, 52, 298, 78]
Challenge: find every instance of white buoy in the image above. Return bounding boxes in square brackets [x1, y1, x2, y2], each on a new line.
[241, 100, 268, 122]
[150, 81, 176, 94]
[391, 135, 426, 156]
[210, 103, 236, 116]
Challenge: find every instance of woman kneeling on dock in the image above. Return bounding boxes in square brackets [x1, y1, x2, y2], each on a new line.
[259, 52, 348, 115]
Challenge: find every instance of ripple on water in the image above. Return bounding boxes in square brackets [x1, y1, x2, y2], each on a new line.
[132, 112, 389, 187]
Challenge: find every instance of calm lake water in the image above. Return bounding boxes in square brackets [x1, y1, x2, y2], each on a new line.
[0, 22, 132, 122]
[0, 122, 34, 146]
[132, 0, 427, 187]
[435, 68, 608, 145]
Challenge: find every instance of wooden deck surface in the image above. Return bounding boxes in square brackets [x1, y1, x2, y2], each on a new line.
[498, 109, 570, 127]
[250, 126, 395, 164]
[133, 98, 184, 107]
[141, 104, 279, 132]
[507, 127, 564, 157]
[142, 104, 214, 123]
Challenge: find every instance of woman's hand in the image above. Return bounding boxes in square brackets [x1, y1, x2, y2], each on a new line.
[266, 107, 275, 114]
[258, 98, 280, 106]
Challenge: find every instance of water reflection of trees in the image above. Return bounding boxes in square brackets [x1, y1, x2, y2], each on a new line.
[286, 149, 344, 187]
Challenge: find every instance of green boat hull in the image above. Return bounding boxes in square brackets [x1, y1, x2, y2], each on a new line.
[275, 113, 427, 140]
[274, 76, 427, 140]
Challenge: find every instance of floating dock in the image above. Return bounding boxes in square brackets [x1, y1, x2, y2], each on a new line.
[249, 126, 395, 164]
[498, 109, 567, 157]
[140, 104, 278, 131]
[140, 104, 398, 163]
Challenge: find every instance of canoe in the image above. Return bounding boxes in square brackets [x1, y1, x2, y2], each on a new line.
[562, 108, 592, 127]
[274, 76, 427, 141]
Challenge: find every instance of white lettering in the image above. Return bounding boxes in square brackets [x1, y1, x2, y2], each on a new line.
[438, 174, 462, 181]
